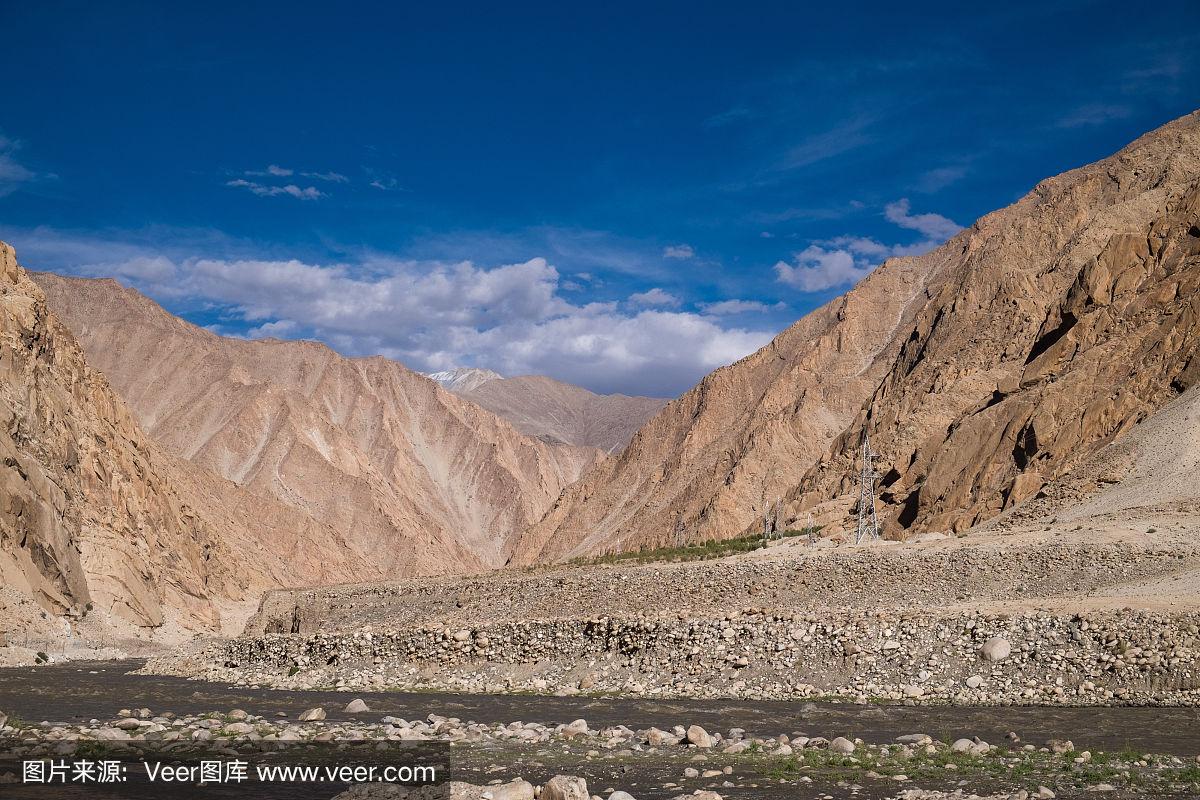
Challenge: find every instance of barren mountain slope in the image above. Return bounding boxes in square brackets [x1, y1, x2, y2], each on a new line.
[512, 242, 953, 563]
[0, 241, 244, 634]
[514, 109, 1200, 564]
[789, 109, 1200, 536]
[33, 273, 600, 573]
[450, 375, 667, 451]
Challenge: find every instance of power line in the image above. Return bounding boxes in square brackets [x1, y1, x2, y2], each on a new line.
[855, 432, 881, 545]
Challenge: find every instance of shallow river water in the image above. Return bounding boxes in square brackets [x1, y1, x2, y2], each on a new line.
[1, 660, 1198, 799]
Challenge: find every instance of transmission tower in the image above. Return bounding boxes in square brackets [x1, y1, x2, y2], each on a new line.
[855, 432, 881, 544]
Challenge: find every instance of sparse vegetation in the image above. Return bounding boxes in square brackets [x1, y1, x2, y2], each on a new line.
[567, 526, 823, 566]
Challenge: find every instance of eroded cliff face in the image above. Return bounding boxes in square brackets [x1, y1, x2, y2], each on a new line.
[0, 242, 244, 632]
[511, 241, 952, 563]
[33, 274, 600, 575]
[513, 110, 1200, 561]
[794, 114, 1200, 535]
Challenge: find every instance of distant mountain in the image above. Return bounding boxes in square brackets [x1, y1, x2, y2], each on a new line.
[426, 367, 504, 392]
[513, 109, 1200, 564]
[430, 369, 668, 451]
[33, 273, 601, 580]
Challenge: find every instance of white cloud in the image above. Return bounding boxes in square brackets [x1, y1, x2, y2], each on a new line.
[775, 245, 873, 292]
[244, 164, 294, 177]
[883, 198, 962, 241]
[700, 299, 784, 316]
[775, 199, 961, 292]
[246, 319, 300, 338]
[11, 228, 774, 397]
[628, 288, 681, 308]
[226, 179, 324, 200]
[915, 164, 968, 193]
[662, 244, 695, 260]
[0, 134, 39, 198]
[1056, 103, 1133, 128]
[302, 170, 349, 183]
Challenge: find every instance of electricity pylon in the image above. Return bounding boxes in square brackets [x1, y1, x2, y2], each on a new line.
[855, 432, 881, 544]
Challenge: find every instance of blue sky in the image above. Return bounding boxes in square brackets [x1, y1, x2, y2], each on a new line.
[1, 1, 1197, 396]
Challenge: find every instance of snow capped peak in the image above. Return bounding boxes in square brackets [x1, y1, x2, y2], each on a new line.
[426, 367, 504, 392]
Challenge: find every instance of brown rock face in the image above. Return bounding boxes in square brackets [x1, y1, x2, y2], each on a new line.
[795, 111, 1200, 535]
[0, 242, 242, 630]
[448, 374, 667, 452]
[33, 273, 600, 575]
[512, 239, 947, 563]
[513, 109, 1200, 562]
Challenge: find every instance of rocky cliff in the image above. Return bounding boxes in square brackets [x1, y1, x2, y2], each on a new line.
[33, 274, 600, 574]
[0, 242, 242, 632]
[513, 109, 1200, 562]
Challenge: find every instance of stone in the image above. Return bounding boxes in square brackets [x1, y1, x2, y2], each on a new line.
[224, 722, 254, 735]
[895, 734, 932, 745]
[1036, 788, 1056, 799]
[344, 699, 369, 713]
[647, 727, 679, 747]
[980, 637, 1011, 662]
[542, 775, 589, 800]
[902, 684, 923, 698]
[489, 779, 536, 800]
[298, 707, 326, 721]
[0, 713, 6, 730]
[829, 737, 855, 754]
[608, 793, 636, 800]
[951, 738, 975, 753]
[686, 725, 713, 748]
[966, 675, 984, 688]
[561, 719, 589, 739]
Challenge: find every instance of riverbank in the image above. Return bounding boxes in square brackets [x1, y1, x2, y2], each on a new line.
[3, 689, 1200, 799]
[147, 607, 1200, 707]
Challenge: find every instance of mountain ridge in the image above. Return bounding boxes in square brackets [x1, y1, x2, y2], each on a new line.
[32, 272, 601, 577]
[512, 108, 1200, 564]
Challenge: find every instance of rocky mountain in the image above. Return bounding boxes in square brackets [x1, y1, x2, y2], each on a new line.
[512, 109, 1200, 563]
[32, 273, 600, 576]
[426, 367, 504, 393]
[436, 372, 667, 451]
[0, 241, 378, 640]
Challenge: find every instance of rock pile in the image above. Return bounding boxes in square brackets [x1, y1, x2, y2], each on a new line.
[155, 609, 1200, 706]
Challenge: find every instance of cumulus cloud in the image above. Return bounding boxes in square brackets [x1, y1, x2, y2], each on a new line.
[11, 228, 773, 397]
[775, 199, 962, 292]
[628, 288, 681, 308]
[662, 244, 695, 260]
[883, 198, 962, 241]
[775, 245, 873, 292]
[226, 179, 324, 200]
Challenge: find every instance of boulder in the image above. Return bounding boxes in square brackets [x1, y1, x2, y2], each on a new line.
[686, 725, 713, 748]
[561, 719, 589, 738]
[980, 636, 1011, 662]
[344, 699, 369, 713]
[829, 737, 855, 754]
[542, 775, 589, 800]
[298, 707, 326, 721]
